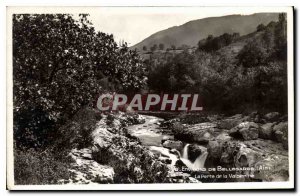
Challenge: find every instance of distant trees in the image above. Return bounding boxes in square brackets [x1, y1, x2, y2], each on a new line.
[198, 33, 240, 52]
[159, 43, 165, 50]
[147, 13, 288, 113]
[237, 39, 268, 68]
[142, 46, 147, 51]
[150, 44, 158, 52]
[257, 24, 266, 32]
[274, 13, 287, 60]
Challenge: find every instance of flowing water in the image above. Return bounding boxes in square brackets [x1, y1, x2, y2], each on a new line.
[180, 144, 208, 170]
[127, 115, 208, 170]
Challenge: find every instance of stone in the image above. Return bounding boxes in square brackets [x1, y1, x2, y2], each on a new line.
[162, 140, 184, 151]
[273, 122, 288, 149]
[229, 122, 259, 140]
[173, 122, 217, 144]
[67, 148, 115, 184]
[207, 140, 223, 159]
[234, 145, 262, 168]
[218, 114, 249, 130]
[188, 144, 207, 162]
[254, 154, 289, 182]
[259, 123, 275, 139]
[264, 112, 280, 122]
[215, 132, 232, 141]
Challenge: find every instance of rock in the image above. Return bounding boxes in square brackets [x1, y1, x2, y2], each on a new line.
[169, 149, 181, 157]
[160, 118, 180, 129]
[175, 159, 187, 169]
[207, 141, 223, 159]
[273, 122, 288, 149]
[229, 122, 259, 140]
[249, 111, 258, 119]
[162, 140, 184, 151]
[238, 139, 288, 182]
[71, 148, 93, 160]
[264, 112, 280, 122]
[173, 122, 217, 144]
[67, 148, 115, 184]
[259, 123, 275, 139]
[220, 141, 242, 164]
[206, 138, 289, 182]
[135, 114, 146, 124]
[254, 154, 289, 182]
[215, 132, 232, 141]
[234, 144, 262, 168]
[91, 126, 114, 148]
[188, 144, 207, 162]
[218, 114, 249, 130]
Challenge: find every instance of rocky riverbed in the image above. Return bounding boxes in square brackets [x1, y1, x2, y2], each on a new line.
[58, 109, 289, 184]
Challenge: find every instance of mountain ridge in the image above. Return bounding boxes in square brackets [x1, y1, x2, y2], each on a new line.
[131, 13, 279, 51]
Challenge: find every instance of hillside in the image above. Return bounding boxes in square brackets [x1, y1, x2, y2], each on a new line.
[131, 13, 279, 51]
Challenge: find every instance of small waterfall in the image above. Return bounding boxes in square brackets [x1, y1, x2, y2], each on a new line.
[180, 144, 208, 170]
[182, 144, 189, 159]
[192, 151, 208, 169]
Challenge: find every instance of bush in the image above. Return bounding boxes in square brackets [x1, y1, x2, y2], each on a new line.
[13, 14, 147, 149]
[14, 147, 72, 185]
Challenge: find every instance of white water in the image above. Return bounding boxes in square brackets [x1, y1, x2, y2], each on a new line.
[127, 115, 208, 170]
[182, 144, 189, 159]
[180, 144, 208, 170]
[149, 146, 179, 165]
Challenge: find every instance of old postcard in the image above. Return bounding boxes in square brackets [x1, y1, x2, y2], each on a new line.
[6, 6, 294, 190]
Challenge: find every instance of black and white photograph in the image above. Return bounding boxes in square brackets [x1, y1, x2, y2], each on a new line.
[6, 6, 294, 190]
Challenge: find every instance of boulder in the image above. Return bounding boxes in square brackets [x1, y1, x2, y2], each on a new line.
[218, 114, 250, 130]
[162, 140, 184, 151]
[241, 139, 289, 182]
[234, 144, 262, 168]
[67, 148, 115, 184]
[220, 141, 242, 164]
[229, 122, 259, 140]
[259, 123, 275, 139]
[160, 118, 180, 129]
[273, 122, 288, 149]
[173, 122, 217, 144]
[175, 159, 188, 169]
[207, 140, 223, 159]
[254, 154, 289, 182]
[188, 144, 207, 162]
[215, 132, 232, 141]
[264, 112, 280, 122]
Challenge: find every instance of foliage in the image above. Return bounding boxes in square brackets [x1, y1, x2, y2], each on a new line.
[93, 136, 169, 183]
[159, 43, 165, 50]
[146, 14, 287, 113]
[14, 146, 72, 185]
[150, 44, 158, 52]
[198, 33, 240, 52]
[13, 14, 147, 148]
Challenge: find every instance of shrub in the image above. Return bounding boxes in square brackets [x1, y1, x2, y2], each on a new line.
[13, 14, 147, 149]
[14, 147, 72, 185]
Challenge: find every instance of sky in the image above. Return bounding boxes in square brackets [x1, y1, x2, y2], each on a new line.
[86, 7, 279, 46]
[9, 6, 285, 47]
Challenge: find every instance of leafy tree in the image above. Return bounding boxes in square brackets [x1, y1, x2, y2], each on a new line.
[159, 43, 164, 50]
[274, 13, 287, 60]
[13, 14, 147, 148]
[198, 33, 239, 52]
[237, 39, 268, 68]
[150, 44, 158, 52]
[256, 24, 266, 32]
